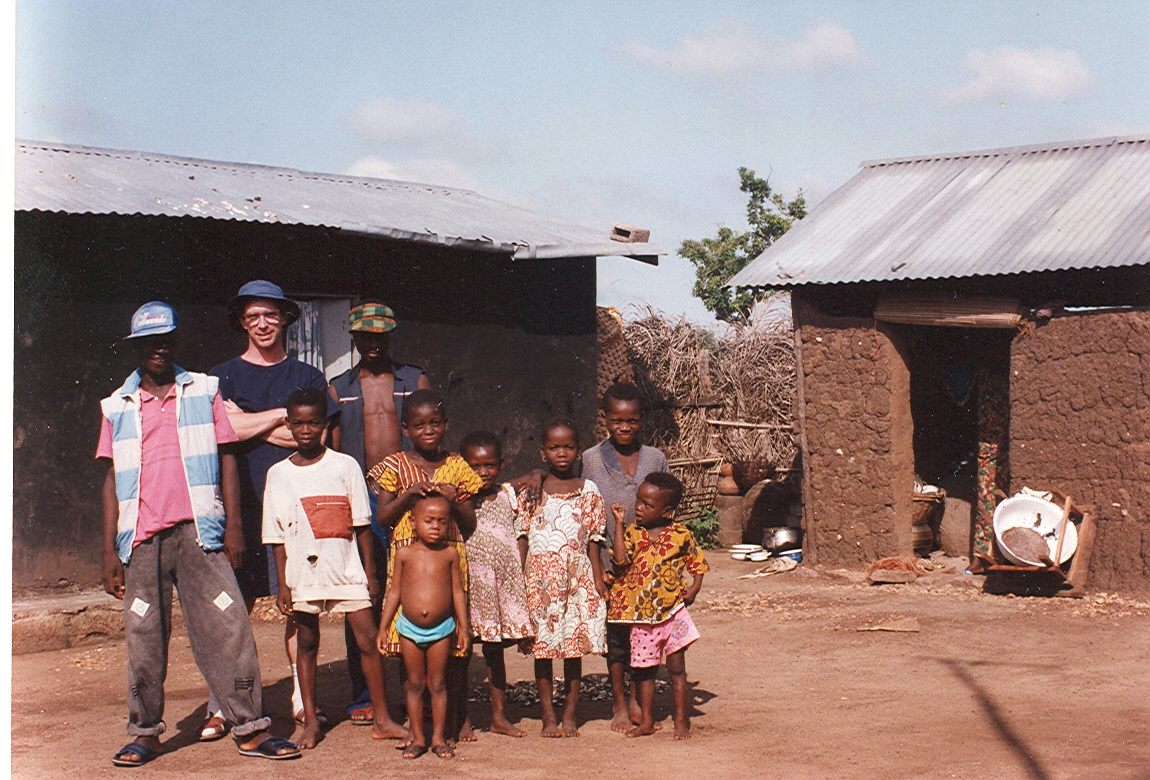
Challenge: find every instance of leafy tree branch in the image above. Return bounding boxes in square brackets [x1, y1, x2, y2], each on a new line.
[680, 167, 806, 323]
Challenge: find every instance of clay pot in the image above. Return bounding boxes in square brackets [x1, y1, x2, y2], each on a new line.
[732, 460, 776, 494]
[719, 463, 734, 477]
[716, 476, 741, 496]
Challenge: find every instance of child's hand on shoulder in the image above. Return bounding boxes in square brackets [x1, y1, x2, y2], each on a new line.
[593, 576, 609, 601]
[276, 585, 293, 617]
[610, 503, 626, 523]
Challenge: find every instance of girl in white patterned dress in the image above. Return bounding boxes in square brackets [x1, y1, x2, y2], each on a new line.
[517, 419, 608, 737]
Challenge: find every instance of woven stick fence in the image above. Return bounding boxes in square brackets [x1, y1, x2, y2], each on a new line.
[622, 307, 797, 522]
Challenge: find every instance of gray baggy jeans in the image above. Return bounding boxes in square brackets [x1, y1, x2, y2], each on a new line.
[123, 520, 271, 737]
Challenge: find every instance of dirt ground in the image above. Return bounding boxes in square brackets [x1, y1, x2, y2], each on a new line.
[12, 556, 1150, 780]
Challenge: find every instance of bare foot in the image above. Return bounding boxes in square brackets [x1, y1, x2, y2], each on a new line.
[370, 716, 410, 741]
[610, 706, 633, 733]
[431, 743, 455, 759]
[402, 742, 427, 759]
[673, 718, 691, 740]
[626, 721, 660, 738]
[560, 716, 579, 737]
[293, 708, 329, 727]
[540, 716, 563, 738]
[458, 720, 477, 742]
[490, 716, 526, 738]
[629, 700, 643, 725]
[298, 720, 322, 750]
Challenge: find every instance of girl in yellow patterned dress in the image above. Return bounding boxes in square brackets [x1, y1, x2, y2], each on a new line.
[369, 390, 481, 744]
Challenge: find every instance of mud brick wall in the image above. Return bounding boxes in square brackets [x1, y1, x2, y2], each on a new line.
[793, 295, 915, 566]
[1010, 309, 1150, 592]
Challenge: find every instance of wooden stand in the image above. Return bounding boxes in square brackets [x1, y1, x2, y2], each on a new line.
[977, 493, 1097, 598]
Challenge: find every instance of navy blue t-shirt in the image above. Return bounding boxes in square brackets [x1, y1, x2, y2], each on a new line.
[208, 356, 338, 507]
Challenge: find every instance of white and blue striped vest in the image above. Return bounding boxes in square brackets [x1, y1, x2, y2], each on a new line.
[100, 367, 227, 563]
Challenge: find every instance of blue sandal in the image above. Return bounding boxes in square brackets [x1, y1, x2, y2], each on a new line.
[112, 741, 161, 767]
[237, 734, 301, 760]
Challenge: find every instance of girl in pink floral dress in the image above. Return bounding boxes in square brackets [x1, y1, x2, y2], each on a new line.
[460, 431, 534, 738]
[518, 419, 608, 737]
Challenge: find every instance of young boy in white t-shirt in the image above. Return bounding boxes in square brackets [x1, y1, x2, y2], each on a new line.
[264, 388, 404, 750]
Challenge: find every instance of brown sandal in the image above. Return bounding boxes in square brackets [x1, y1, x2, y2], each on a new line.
[199, 715, 229, 742]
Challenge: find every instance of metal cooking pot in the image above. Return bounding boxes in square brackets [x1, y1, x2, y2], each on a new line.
[763, 527, 802, 552]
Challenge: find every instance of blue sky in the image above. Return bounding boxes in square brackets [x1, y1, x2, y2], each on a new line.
[15, 1, 1150, 324]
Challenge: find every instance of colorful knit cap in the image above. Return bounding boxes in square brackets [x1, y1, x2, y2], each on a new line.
[348, 303, 397, 333]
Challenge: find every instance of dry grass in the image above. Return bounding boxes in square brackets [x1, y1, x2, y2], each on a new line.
[622, 307, 797, 520]
[866, 557, 932, 575]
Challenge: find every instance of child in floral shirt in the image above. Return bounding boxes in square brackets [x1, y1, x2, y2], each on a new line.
[608, 472, 707, 740]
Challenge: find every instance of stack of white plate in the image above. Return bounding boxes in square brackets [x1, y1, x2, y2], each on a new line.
[730, 544, 763, 561]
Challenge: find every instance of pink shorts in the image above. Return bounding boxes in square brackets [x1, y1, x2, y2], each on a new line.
[629, 608, 700, 668]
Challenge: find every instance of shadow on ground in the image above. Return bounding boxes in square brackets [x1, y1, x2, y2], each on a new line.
[939, 658, 1051, 780]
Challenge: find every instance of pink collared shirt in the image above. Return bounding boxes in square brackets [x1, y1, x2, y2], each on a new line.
[96, 387, 238, 546]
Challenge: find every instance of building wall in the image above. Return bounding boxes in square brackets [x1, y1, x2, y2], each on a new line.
[793, 293, 915, 566]
[13, 212, 598, 586]
[1010, 308, 1150, 592]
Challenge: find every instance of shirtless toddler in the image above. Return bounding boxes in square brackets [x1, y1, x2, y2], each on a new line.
[378, 494, 470, 759]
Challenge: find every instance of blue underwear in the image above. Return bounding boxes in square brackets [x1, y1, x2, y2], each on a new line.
[396, 610, 456, 650]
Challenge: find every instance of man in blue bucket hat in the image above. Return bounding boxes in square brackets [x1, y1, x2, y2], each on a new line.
[209, 281, 339, 734]
[97, 301, 299, 765]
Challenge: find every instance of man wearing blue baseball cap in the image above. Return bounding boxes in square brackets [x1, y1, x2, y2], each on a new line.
[97, 302, 299, 765]
[209, 281, 339, 732]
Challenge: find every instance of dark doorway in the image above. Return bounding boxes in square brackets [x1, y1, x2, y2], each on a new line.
[903, 326, 1013, 506]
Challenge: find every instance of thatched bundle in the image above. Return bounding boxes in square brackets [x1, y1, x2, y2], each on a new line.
[622, 307, 797, 520]
[710, 324, 797, 467]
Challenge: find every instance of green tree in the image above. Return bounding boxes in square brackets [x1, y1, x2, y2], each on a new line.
[680, 167, 806, 323]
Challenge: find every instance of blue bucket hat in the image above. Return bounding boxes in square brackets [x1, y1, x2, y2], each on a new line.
[125, 301, 178, 340]
[226, 280, 301, 331]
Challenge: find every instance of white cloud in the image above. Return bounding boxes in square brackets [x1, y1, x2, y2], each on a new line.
[615, 24, 765, 79]
[947, 46, 1093, 104]
[349, 97, 465, 146]
[616, 22, 860, 80]
[780, 23, 861, 71]
[344, 156, 479, 190]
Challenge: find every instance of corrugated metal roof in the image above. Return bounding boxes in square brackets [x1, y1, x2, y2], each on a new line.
[15, 140, 665, 263]
[729, 135, 1150, 287]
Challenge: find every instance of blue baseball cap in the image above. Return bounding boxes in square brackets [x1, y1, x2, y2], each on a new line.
[125, 301, 178, 340]
[227, 280, 302, 331]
